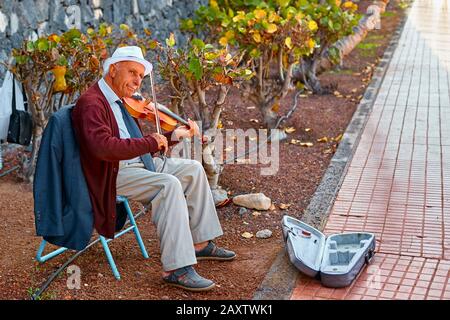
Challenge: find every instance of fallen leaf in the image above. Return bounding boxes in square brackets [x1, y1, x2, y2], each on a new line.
[279, 203, 291, 210]
[285, 127, 296, 134]
[317, 137, 328, 143]
[290, 139, 301, 145]
[250, 119, 259, 123]
[269, 203, 276, 211]
[271, 103, 280, 113]
[323, 148, 334, 154]
[252, 211, 261, 217]
[334, 133, 343, 142]
[242, 232, 254, 239]
[247, 106, 256, 109]
[304, 128, 312, 132]
[351, 88, 358, 93]
[300, 142, 314, 147]
[299, 94, 308, 98]
[333, 91, 341, 96]
[243, 221, 249, 225]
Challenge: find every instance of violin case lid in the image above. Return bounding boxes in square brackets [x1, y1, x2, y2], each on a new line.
[282, 215, 376, 288]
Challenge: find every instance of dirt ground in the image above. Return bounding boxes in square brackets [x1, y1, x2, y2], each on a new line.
[0, 1, 404, 300]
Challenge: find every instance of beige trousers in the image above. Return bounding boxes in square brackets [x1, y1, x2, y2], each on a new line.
[116, 157, 223, 271]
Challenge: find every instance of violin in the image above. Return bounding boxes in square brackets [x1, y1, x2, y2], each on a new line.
[123, 95, 190, 132]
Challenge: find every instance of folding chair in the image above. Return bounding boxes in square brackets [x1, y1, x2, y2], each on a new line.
[35, 196, 149, 280]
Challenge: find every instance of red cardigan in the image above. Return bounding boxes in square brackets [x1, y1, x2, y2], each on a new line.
[72, 83, 168, 238]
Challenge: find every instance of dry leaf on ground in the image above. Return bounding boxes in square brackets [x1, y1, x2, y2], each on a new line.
[242, 232, 254, 239]
[285, 127, 296, 133]
[300, 142, 314, 147]
[279, 203, 292, 210]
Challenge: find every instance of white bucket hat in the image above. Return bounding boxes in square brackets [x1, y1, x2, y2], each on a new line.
[103, 46, 153, 76]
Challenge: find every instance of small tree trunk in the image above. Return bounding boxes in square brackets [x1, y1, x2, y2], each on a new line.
[18, 84, 48, 183]
[18, 122, 44, 183]
[258, 62, 295, 128]
[293, 0, 389, 88]
[261, 103, 279, 129]
[300, 57, 323, 94]
[202, 130, 228, 205]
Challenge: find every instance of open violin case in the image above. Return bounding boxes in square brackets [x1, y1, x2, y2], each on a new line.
[282, 215, 376, 288]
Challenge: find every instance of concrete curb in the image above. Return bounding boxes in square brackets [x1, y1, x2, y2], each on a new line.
[253, 4, 412, 300]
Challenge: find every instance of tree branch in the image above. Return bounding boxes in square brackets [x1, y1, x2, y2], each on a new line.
[278, 48, 285, 82]
[211, 85, 229, 130]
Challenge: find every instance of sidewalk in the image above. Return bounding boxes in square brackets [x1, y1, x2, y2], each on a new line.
[291, 0, 450, 300]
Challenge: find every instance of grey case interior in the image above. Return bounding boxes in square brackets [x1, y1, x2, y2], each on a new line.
[282, 215, 375, 288]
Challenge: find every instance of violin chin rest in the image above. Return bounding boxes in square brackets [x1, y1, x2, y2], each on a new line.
[131, 93, 144, 101]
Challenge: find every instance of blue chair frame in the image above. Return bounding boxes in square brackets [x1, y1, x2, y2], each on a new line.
[36, 196, 149, 280]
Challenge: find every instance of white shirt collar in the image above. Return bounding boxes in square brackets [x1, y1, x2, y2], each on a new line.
[98, 78, 121, 106]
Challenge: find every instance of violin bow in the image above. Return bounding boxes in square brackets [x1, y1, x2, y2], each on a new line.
[149, 69, 163, 136]
[148, 68, 169, 169]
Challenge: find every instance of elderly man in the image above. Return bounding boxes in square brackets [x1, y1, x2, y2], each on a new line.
[71, 46, 235, 292]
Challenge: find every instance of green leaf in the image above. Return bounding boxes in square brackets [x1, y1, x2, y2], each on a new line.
[57, 55, 68, 66]
[166, 33, 176, 47]
[148, 40, 158, 50]
[213, 66, 223, 75]
[15, 55, 29, 65]
[188, 57, 203, 80]
[205, 51, 220, 60]
[296, 0, 309, 8]
[119, 24, 129, 31]
[37, 38, 49, 51]
[328, 46, 341, 65]
[249, 48, 261, 58]
[191, 38, 206, 50]
[277, 0, 291, 8]
[64, 28, 82, 42]
[26, 41, 35, 52]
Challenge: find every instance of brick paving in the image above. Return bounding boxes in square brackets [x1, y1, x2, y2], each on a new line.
[291, 0, 450, 300]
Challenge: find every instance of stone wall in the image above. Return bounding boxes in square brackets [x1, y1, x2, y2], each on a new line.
[0, 0, 206, 79]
